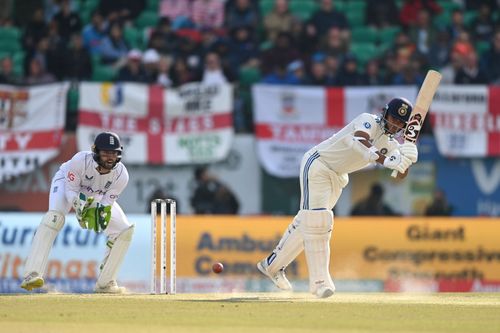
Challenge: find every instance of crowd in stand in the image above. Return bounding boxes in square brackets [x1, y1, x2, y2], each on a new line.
[0, 0, 499, 132]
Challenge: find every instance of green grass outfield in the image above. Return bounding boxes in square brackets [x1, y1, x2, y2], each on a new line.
[1, 293, 500, 333]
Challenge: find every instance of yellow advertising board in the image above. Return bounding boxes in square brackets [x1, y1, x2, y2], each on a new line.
[175, 216, 500, 281]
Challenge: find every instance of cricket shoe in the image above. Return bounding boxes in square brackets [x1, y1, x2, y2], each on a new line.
[314, 283, 335, 299]
[20, 272, 44, 291]
[94, 280, 127, 294]
[257, 259, 292, 291]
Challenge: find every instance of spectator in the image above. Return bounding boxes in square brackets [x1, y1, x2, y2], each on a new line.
[446, 9, 466, 42]
[157, 55, 173, 87]
[337, 54, 364, 86]
[320, 27, 348, 57]
[22, 8, 47, 52]
[62, 33, 92, 80]
[82, 10, 107, 55]
[362, 59, 384, 86]
[142, 49, 161, 83]
[480, 31, 500, 84]
[261, 32, 300, 75]
[262, 63, 298, 85]
[170, 57, 196, 87]
[351, 183, 400, 216]
[0, 56, 21, 85]
[365, 0, 400, 28]
[227, 25, 259, 74]
[52, 0, 82, 42]
[428, 28, 452, 69]
[305, 54, 333, 86]
[201, 52, 231, 84]
[440, 49, 463, 84]
[263, 0, 294, 43]
[454, 50, 488, 84]
[99, 22, 129, 66]
[399, 0, 442, 28]
[225, 0, 259, 31]
[159, 0, 192, 29]
[409, 9, 436, 55]
[324, 54, 341, 85]
[392, 61, 424, 85]
[192, 0, 225, 29]
[470, 3, 496, 42]
[213, 185, 239, 214]
[464, 0, 497, 12]
[25, 58, 56, 85]
[148, 17, 179, 55]
[116, 49, 147, 82]
[99, 0, 145, 24]
[24, 37, 59, 80]
[287, 60, 308, 85]
[425, 189, 453, 216]
[306, 0, 349, 42]
[175, 35, 203, 71]
[190, 166, 239, 215]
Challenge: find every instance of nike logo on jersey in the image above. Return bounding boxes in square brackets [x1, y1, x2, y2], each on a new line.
[85, 175, 94, 180]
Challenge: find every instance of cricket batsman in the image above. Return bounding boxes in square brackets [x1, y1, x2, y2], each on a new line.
[20, 132, 133, 294]
[257, 98, 419, 298]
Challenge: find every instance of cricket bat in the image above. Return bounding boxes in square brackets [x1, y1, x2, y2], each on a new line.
[391, 70, 442, 178]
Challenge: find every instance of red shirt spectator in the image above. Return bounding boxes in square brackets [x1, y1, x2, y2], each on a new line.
[400, 0, 442, 27]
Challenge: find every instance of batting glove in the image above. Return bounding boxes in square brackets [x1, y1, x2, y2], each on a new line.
[400, 142, 418, 163]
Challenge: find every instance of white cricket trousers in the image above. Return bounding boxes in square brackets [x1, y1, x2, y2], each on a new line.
[299, 149, 349, 210]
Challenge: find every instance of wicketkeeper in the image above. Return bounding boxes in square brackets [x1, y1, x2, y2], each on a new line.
[258, 98, 419, 298]
[20, 132, 133, 294]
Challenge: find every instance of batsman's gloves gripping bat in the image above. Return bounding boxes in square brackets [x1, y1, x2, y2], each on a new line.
[383, 150, 412, 174]
[400, 142, 418, 163]
[72, 193, 94, 228]
[81, 204, 111, 232]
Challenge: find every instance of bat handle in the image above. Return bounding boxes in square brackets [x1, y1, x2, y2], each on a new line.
[391, 170, 398, 178]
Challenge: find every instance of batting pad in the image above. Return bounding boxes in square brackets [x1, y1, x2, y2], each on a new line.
[23, 211, 65, 277]
[298, 209, 335, 293]
[96, 225, 134, 287]
[266, 216, 304, 273]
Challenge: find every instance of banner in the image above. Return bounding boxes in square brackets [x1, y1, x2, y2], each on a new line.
[77, 82, 234, 165]
[0, 133, 77, 212]
[2, 214, 500, 293]
[253, 85, 416, 177]
[0, 83, 69, 183]
[432, 85, 500, 157]
[120, 135, 262, 214]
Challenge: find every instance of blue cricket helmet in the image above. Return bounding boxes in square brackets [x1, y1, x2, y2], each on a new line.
[383, 97, 413, 123]
[92, 132, 123, 167]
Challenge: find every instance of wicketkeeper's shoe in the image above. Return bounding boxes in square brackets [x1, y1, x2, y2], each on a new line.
[257, 259, 292, 291]
[94, 280, 127, 294]
[314, 284, 335, 299]
[20, 272, 44, 291]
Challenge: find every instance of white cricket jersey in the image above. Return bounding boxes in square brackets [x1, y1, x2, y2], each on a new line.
[58, 151, 129, 206]
[313, 113, 399, 174]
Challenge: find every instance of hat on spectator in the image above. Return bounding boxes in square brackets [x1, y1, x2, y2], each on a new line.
[127, 49, 142, 61]
[312, 52, 326, 63]
[287, 60, 303, 72]
[143, 49, 160, 64]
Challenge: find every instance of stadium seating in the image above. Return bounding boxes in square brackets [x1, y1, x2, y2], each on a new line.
[351, 27, 378, 43]
[135, 10, 159, 29]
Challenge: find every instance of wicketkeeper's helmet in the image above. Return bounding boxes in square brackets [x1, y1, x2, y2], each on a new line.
[91, 132, 123, 168]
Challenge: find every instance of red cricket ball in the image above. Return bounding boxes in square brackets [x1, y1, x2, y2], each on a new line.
[212, 262, 224, 274]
